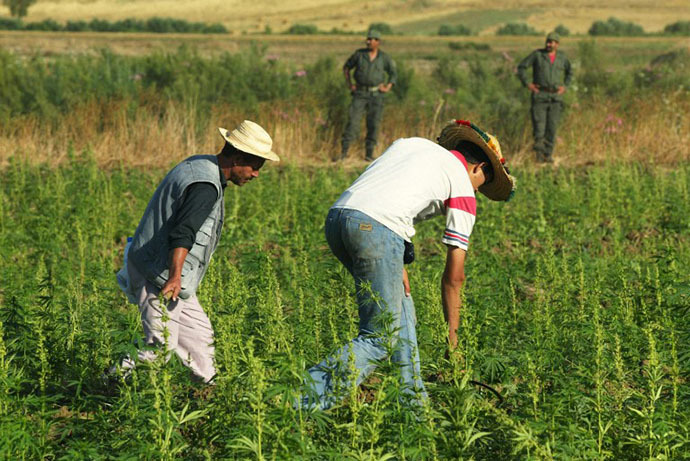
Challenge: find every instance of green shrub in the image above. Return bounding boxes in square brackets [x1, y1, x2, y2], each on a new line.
[554, 24, 570, 37]
[588, 17, 644, 36]
[0, 16, 229, 33]
[496, 22, 540, 36]
[65, 20, 88, 32]
[368, 22, 393, 35]
[663, 21, 690, 36]
[438, 24, 473, 36]
[286, 23, 318, 35]
[448, 41, 490, 51]
[0, 16, 22, 30]
[24, 18, 63, 31]
[202, 23, 228, 34]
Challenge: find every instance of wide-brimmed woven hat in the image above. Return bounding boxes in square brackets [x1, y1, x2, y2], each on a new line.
[437, 119, 516, 201]
[218, 120, 280, 162]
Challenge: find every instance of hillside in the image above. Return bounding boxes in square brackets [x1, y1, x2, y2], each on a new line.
[11, 0, 690, 34]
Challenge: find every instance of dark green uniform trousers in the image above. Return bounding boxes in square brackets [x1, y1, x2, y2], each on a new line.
[341, 90, 384, 160]
[531, 93, 563, 161]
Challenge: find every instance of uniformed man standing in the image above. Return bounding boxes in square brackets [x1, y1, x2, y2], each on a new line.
[340, 28, 397, 161]
[517, 32, 573, 163]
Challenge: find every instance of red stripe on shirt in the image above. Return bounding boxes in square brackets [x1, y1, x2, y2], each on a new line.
[449, 150, 468, 171]
[444, 232, 469, 244]
[444, 196, 477, 216]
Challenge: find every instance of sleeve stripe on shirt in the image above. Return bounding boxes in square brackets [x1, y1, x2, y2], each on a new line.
[444, 196, 477, 216]
[444, 229, 469, 245]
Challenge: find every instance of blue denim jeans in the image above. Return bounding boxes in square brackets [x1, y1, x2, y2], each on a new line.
[300, 208, 427, 410]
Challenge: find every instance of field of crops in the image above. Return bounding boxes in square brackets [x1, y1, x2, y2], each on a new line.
[0, 22, 689, 459]
[1, 154, 689, 458]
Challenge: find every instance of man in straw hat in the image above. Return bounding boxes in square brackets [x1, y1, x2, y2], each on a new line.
[517, 31, 573, 163]
[113, 120, 279, 384]
[298, 120, 515, 410]
[340, 27, 397, 162]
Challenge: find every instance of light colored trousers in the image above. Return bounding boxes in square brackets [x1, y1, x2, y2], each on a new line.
[118, 266, 216, 383]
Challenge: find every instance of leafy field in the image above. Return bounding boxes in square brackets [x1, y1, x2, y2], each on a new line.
[1, 156, 689, 459]
[0, 37, 688, 169]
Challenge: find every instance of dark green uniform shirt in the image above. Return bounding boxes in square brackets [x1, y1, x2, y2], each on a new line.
[517, 48, 573, 92]
[344, 48, 397, 87]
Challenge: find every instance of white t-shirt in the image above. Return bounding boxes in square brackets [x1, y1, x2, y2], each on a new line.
[332, 137, 476, 250]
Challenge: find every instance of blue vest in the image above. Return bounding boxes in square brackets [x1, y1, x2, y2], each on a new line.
[128, 155, 225, 299]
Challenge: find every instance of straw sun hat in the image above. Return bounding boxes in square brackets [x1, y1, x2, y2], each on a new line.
[438, 119, 516, 201]
[218, 120, 280, 162]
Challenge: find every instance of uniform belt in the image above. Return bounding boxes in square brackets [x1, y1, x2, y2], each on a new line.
[357, 85, 380, 92]
[539, 87, 559, 93]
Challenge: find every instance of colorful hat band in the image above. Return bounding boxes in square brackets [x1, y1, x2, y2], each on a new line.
[454, 119, 506, 165]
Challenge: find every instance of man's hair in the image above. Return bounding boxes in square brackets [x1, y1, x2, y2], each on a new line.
[455, 140, 494, 183]
[221, 142, 265, 167]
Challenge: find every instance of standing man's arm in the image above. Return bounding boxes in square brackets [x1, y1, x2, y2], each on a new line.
[441, 245, 466, 349]
[343, 65, 356, 93]
[378, 54, 397, 93]
[517, 51, 539, 93]
[563, 57, 573, 87]
[343, 52, 358, 93]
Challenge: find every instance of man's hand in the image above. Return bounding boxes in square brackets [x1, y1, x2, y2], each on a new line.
[402, 267, 411, 297]
[527, 83, 540, 93]
[557, 86, 566, 95]
[162, 247, 189, 302]
[378, 83, 393, 93]
[161, 277, 182, 302]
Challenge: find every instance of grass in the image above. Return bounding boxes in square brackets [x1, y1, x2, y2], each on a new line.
[0, 155, 688, 458]
[0, 27, 689, 458]
[7, 0, 690, 35]
[395, 9, 537, 36]
[0, 38, 687, 169]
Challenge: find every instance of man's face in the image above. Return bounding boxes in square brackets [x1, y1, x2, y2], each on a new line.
[229, 154, 265, 186]
[468, 162, 491, 192]
[366, 37, 379, 51]
[545, 39, 559, 52]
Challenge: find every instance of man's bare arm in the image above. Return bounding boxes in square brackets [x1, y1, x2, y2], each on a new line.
[161, 247, 189, 301]
[441, 245, 466, 349]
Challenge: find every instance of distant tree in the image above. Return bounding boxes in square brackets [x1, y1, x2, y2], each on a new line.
[588, 17, 644, 36]
[554, 24, 570, 37]
[663, 21, 690, 36]
[2, 0, 36, 18]
[438, 24, 473, 36]
[286, 23, 318, 35]
[496, 23, 541, 36]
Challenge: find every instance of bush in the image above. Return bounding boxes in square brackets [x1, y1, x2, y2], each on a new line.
[88, 18, 116, 32]
[438, 24, 473, 36]
[24, 18, 63, 31]
[0, 16, 229, 33]
[448, 41, 490, 51]
[554, 24, 570, 37]
[65, 20, 88, 32]
[368, 22, 393, 35]
[663, 21, 690, 36]
[0, 16, 22, 30]
[496, 23, 540, 36]
[588, 17, 644, 36]
[202, 23, 228, 34]
[286, 23, 318, 35]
